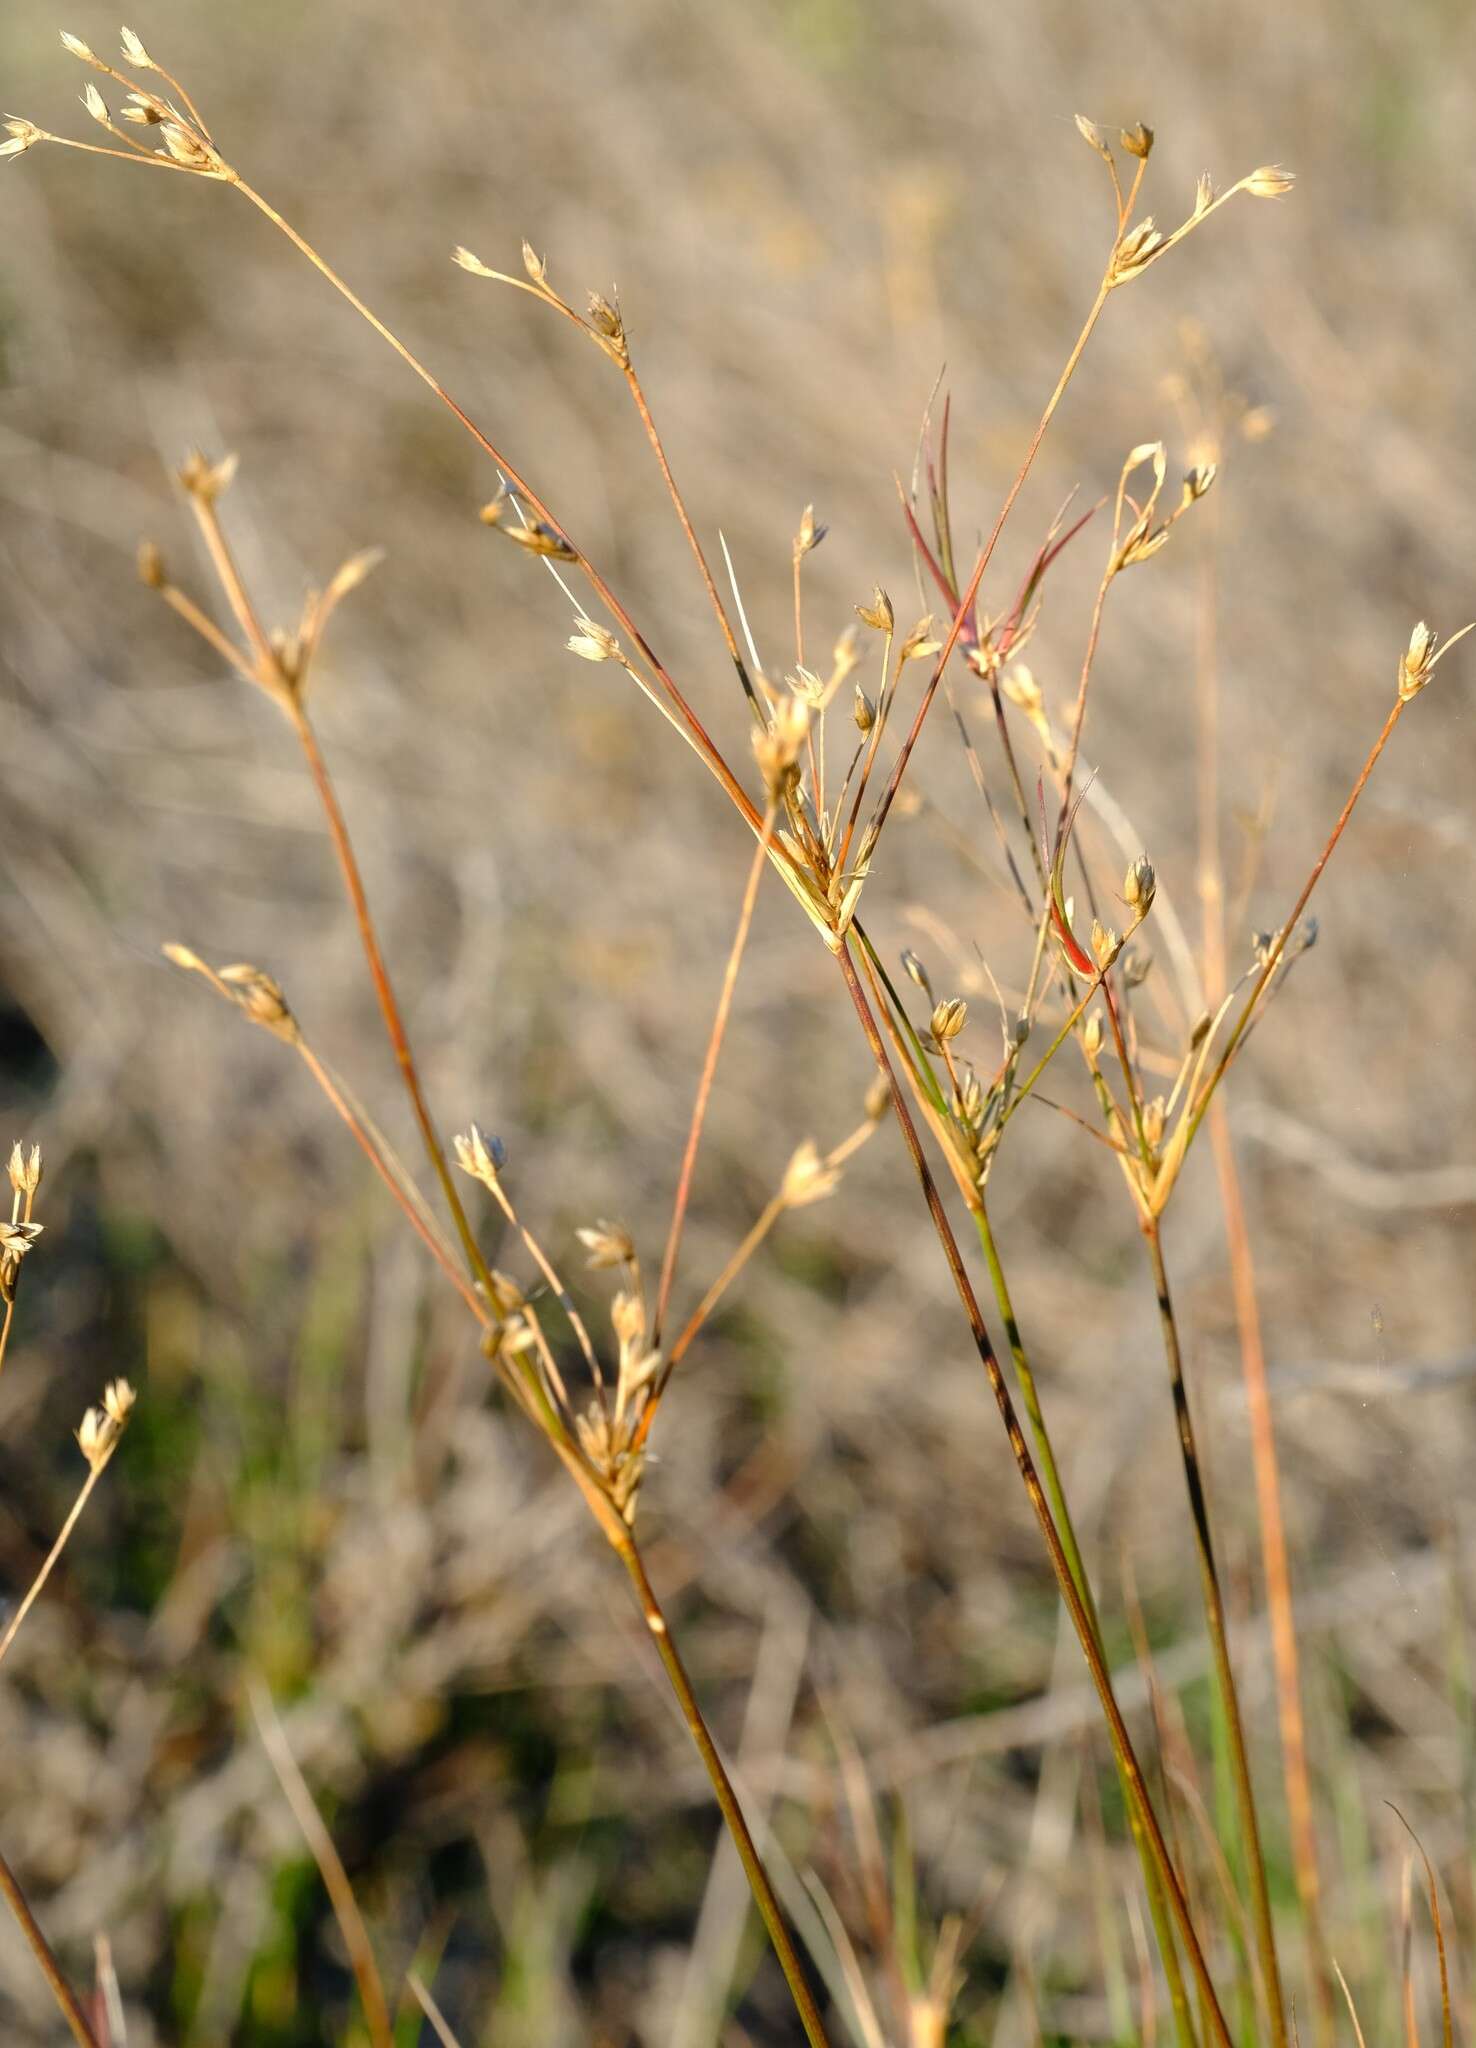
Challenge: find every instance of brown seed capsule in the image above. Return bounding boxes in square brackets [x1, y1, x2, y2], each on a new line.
[577, 1221, 635, 1270]
[1245, 165, 1295, 199]
[855, 588, 894, 632]
[1124, 854, 1156, 914]
[1111, 217, 1164, 284]
[931, 996, 968, 1042]
[137, 539, 166, 589]
[901, 950, 933, 1000]
[1120, 123, 1154, 160]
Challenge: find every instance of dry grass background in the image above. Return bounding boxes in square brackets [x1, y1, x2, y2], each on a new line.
[1, 1, 1474, 2041]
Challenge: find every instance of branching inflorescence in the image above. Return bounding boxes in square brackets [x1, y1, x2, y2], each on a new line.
[7, 28, 1471, 2048]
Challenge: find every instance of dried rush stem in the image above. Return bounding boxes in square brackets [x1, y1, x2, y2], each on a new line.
[653, 804, 776, 1351]
[0, 1851, 99, 2048]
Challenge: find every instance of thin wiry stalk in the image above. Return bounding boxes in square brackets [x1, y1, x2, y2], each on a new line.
[154, 589, 818, 2044]
[1183, 697, 1405, 1151]
[292, 1039, 489, 1324]
[181, 482, 497, 1303]
[834, 937, 1232, 2048]
[621, 359, 757, 705]
[859, 217, 1131, 856]
[227, 175, 769, 840]
[408, 1973, 465, 2048]
[250, 1683, 394, 2048]
[1389, 1807, 1453, 2048]
[285, 695, 500, 1298]
[164, 498, 819, 2032]
[1196, 503, 1332, 2041]
[1141, 1217, 1287, 2048]
[974, 1201, 1197, 2048]
[662, 1189, 784, 1378]
[0, 1849, 100, 2048]
[615, 1540, 833, 2048]
[0, 1463, 106, 1667]
[653, 803, 776, 1353]
[1208, 1113, 1331, 2033]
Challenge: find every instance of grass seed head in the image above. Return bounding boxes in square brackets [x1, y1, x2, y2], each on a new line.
[567, 616, 623, 664]
[794, 503, 827, 558]
[1124, 854, 1156, 913]
[856, 587, 894, 632]
[931, 996, 967, 1042]
[0, 1221, 43, 1303]
[752, 696, 809, 799]
[899, 617, 941, 664]
[1396, 617, 1472, 700]
[453, 1124, 507, 1188]
[781, 1139, 843, 1208]
[901, 949, 933, 999]
[1110, 217, 1164, 284]
[864, 1074, 892, 1122]
[1120, 122, 1154, 160]
[0, 119, 44, 159]
[1090, 919, 1122, 971]
[1073, 114, 1113, 164]
[1399, 622, 1437, 698]
[7, 1142, 42, 1198]
[76, 1379, 135, 1471]
[585, 290, 629, 366]
[479, 491, 578, 559]
[1245, 164, 1295, 198]
[577, 1221, 635, 1270]
[1143, 1096, 1166, 1149]
[178, 448, 238, 503]
[59, 30, 102, 67]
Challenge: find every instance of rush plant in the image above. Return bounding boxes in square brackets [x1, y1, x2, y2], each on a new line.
[4, 26, 1469, 2047]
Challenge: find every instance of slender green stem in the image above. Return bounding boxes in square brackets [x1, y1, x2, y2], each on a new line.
[616, 1540, 831, 2048]
[836, 937, 1232, 2048]
[975, 1202, 1197, 2048]
[1142, 1217, 1287, 2047]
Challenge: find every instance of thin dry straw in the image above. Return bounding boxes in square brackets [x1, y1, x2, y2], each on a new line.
[250, 1681, 395, 2048]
